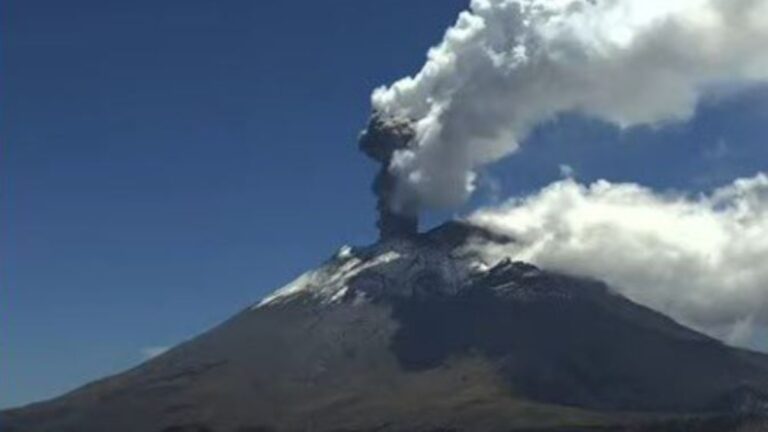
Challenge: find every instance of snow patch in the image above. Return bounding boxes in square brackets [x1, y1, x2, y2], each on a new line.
[255, 270, 318, 308]
[255, 248, 404, 308]
[254, 233, 511, 308]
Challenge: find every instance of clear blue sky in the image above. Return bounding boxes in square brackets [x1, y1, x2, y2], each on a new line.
[2, 1, 766, 409]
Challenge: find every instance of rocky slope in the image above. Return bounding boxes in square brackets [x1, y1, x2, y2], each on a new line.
[4, 221, 768, 432]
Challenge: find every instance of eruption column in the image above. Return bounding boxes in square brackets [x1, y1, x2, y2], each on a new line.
[360, 116, 419, 240]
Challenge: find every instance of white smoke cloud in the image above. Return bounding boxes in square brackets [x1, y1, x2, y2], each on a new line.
[468, 173, 768, 345]
[373, 0, 768, 210]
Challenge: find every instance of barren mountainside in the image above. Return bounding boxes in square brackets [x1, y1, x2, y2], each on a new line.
[5, 222, 768, 432]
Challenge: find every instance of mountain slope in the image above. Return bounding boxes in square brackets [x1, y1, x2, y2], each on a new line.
[4, 221, 768, 432]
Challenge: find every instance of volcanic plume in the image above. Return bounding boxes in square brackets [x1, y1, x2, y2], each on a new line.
[359, 115, 419, 239]
[5, 2, 768, 432]
[364, 0, 768, 212]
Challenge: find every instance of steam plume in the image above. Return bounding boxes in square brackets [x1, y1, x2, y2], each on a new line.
[468, 173, 768, 346]
[368, 0, 768, 210]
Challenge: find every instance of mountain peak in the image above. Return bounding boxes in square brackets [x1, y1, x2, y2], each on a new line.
[257, 220, 515, 307]
[6, 220, 768, 432]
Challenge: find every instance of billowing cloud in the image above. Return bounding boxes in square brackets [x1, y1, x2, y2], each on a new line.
[468, 173, 768, 345]
[372, 0, 768, 210]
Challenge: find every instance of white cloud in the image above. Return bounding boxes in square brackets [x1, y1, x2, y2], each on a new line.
[372, 0, 768, 210]
[468, 172, 768, 346]
[140, 346, 170, 360]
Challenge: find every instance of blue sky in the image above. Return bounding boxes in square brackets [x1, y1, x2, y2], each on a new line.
[2, 0, 766, 409]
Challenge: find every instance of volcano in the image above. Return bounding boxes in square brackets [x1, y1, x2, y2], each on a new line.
[4, 221, 768, 432]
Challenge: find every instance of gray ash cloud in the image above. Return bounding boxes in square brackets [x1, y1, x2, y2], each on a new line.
[359, 115, 419, 240]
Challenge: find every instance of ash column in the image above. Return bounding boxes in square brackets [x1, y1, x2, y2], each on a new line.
[359, 116, 419, 240]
